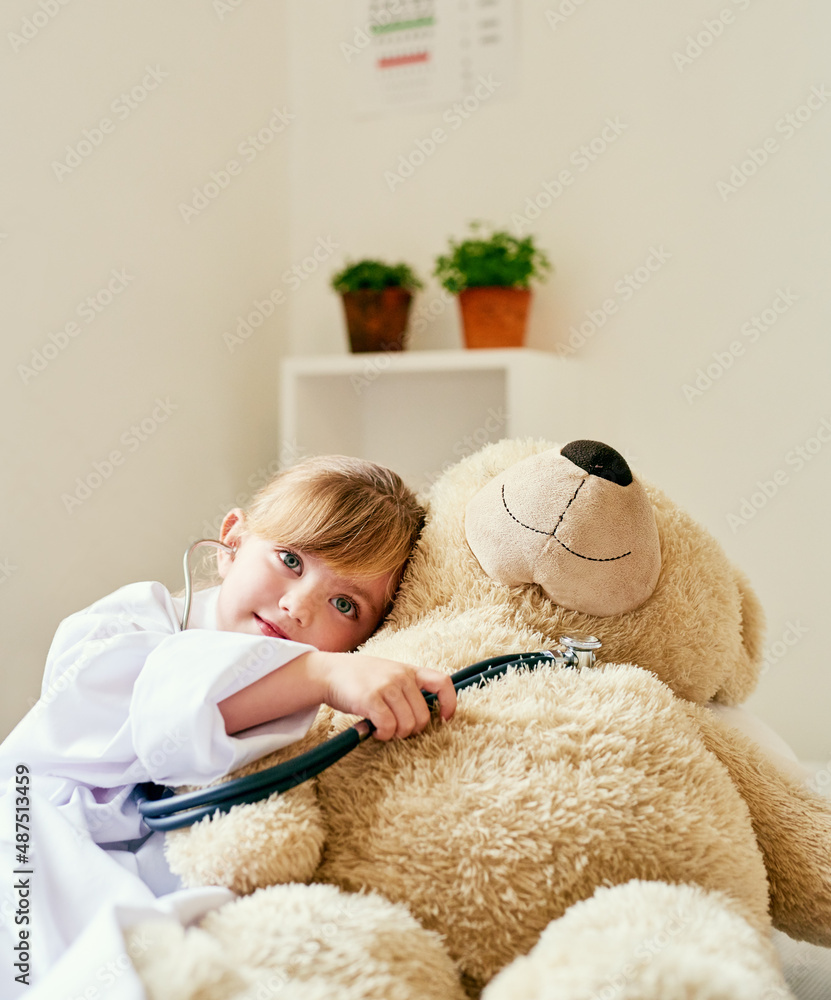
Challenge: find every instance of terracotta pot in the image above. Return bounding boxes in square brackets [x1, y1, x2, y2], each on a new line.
[340, 288, 413, 353]
[458, 287, 532, 349]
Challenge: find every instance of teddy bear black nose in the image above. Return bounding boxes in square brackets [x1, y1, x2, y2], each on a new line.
[560, 440, 633, 486]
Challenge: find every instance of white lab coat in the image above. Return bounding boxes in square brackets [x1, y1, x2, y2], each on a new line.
[0, 581, 318, 998]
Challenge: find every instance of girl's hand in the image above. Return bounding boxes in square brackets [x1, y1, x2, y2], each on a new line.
[307, 651, 457, 741]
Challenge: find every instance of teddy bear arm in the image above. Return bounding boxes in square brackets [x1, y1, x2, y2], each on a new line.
[164, 708, 333, 894]
[690, 703, 831, 946]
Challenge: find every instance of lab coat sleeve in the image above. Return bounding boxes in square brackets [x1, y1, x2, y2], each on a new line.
[130, 629, 319, 786]
[2, 590, 187, 787]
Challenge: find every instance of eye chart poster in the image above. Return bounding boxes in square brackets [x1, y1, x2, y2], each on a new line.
[346, 0, 516, 116]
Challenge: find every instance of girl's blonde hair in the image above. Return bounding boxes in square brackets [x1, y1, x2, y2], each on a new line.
[244, 455, 425, 594]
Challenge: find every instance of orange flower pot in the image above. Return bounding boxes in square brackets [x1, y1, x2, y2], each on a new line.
[340, 289, 413, 353]
[458, 287, 531, 349]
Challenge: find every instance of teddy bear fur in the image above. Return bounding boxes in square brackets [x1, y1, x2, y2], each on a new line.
[128, 881, 466, 1000]
[153, 438, 831, 999]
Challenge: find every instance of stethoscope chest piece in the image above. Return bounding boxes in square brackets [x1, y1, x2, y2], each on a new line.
[558, 633, 602, 670]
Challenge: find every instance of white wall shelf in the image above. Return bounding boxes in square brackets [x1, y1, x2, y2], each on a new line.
[281, 349, 583, 490]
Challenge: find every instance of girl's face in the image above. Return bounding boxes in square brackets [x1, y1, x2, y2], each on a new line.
[215, 516, 395, 652]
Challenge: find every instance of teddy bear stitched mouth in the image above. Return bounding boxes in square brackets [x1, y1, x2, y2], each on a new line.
[501, 480, 632, 563]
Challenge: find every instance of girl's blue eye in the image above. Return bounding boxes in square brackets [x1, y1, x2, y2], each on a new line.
[333, 596, 356, 617]
[279, 551, 302, 571]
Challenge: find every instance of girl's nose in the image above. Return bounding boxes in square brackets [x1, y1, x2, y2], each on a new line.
[279, 582, 314, 624]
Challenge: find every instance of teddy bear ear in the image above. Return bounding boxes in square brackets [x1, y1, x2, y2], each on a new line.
[710, 567, 766, 704]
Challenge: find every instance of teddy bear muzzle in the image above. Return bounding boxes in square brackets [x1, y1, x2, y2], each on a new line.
[464, 440, 662, 617]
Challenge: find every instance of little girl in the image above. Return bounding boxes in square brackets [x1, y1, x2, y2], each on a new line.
[0, 455, 456, 996]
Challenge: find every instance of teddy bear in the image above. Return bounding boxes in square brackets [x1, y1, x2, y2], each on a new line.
[129, 438, 831, 1000]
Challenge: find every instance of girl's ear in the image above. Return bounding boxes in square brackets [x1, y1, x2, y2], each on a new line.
[217, 509, 246, 578]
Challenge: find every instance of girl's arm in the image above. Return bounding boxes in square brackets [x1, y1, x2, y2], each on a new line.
[218, 650, 456, 741]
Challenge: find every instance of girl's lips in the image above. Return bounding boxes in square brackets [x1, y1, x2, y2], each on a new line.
[255, 615, 290, 640]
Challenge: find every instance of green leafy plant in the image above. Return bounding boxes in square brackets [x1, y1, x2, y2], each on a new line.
[331, 259, 423, 294]
[433, 222, 552, 294]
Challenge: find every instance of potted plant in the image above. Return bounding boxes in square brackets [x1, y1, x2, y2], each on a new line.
[433, 223, 552, 348]
[331, 259, 423, 353]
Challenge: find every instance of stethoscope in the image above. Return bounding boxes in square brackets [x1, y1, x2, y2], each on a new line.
[179, 538, 235, 631]
[135, 623, 602, 832]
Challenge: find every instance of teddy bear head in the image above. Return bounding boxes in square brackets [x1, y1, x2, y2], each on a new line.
[387, 437, 765, 705]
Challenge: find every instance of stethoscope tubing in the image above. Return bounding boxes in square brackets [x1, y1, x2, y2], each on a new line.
[180, 539, 234, 631]
[137, 649, 563, 832]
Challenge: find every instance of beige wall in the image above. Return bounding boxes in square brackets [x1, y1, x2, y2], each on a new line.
[285, 0, 831, 759]
[2, 1, 829, 761]
[1, 1, 295, 736]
